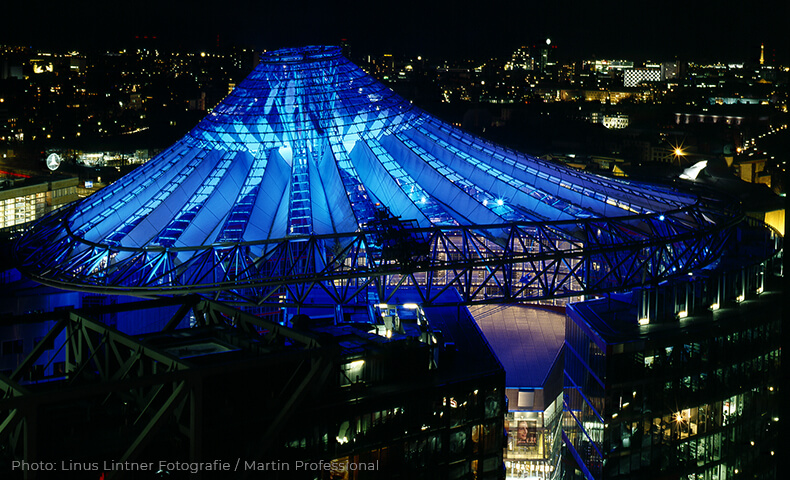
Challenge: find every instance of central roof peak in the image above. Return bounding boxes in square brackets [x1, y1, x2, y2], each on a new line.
[260, 45, 343, 64]
[30, 45, 701, 248]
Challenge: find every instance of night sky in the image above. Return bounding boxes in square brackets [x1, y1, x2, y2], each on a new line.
[5, 0, 788, 62]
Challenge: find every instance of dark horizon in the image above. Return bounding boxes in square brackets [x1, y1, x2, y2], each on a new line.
[4, 0, 788, 63]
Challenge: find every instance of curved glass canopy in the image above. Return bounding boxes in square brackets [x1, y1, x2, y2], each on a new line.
[13, 46, 743, 303]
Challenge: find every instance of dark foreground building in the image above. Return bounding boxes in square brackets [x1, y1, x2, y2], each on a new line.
[563, 229, 783, 480]
[0, 291, 504, 479]
[564, 282, 781, 480]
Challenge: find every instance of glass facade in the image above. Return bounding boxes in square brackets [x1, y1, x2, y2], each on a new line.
[0, 177, 78, 229]
[0, 192, 45, 228]
[563, 286, 781, 480]
[276, 386, 506, 479]
[504, 396, 563, 479]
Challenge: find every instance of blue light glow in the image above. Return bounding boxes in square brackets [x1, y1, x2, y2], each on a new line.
[14, 45, 724, 295]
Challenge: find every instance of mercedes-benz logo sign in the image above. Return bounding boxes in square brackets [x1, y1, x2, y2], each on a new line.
[46, 153, 62, 171]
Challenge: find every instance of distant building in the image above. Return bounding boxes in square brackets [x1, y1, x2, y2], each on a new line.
[661, 61, 679, 80]
[0, 176, 78, 229]
[601, 114, 629, 129]
[506, 46, 534, 71]
[75, 150, 151, 167]
[734, 157, 771, 186]
[561, 89, 652, 104]
[709, 97, 769, 106]
[584, 60, 634, 73]
[675, 112, 745, 126]
[0, 112, 21, 143]
[587, 112, 630, 129]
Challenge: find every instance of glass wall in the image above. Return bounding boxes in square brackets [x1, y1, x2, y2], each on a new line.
[563, 299, 781, 480]
[1, 192, 45, 228]
[504, 394, 563, 480]
[563, 313, 606, 479]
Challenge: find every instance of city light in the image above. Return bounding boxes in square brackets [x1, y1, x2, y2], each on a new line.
[667, 139, 689, 165]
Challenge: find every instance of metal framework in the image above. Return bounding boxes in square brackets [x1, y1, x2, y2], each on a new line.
[10, 45, 766, 308]
[0, 298, 329, 479]
[13, 200, 743, 307]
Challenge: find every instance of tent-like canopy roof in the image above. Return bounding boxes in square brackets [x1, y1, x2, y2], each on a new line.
[13, 46, 742, 301]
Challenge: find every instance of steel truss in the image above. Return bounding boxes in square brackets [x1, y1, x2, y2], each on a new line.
[13, 198, 756, 308]
[0, 297, 329, 479]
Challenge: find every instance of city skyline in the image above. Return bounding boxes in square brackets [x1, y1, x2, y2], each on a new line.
[4, 0, 788, 63]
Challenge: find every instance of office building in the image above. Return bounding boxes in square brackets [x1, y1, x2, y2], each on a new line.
[0, 175, 78, 229]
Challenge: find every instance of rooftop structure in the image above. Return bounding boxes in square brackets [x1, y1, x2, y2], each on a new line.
[0, 293, 505, 479]
[12, 46, 752, 309]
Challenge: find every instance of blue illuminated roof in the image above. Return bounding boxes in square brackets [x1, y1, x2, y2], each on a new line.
[58, 46, 699, 247]
[13, 45, 740, 298]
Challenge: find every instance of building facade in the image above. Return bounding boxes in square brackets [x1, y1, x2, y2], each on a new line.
[563, 269, 781, 480]
[0, 176, 78, 229]
[0, 293, 506, 480]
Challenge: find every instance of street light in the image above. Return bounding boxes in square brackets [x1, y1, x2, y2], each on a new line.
[668, 140, 688, 166]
